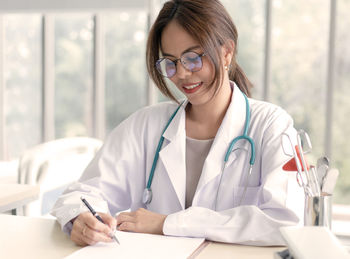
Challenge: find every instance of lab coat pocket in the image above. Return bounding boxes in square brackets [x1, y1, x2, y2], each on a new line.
[233, 186, 260, 207]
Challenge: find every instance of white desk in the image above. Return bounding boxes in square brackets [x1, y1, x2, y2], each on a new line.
[0, 214, 78, 259]
[196, 242, 282, 259]
[0, 214, 282, 259]
[0, 184, 39, 212]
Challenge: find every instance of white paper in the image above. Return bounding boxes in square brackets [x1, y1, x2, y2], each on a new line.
[65, 231, 205, 259]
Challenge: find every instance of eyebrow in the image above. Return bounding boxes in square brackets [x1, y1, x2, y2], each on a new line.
[162, 45, 202, 58]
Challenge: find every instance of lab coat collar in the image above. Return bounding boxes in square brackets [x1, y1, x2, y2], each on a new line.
[214, 81, 247, 145]
[159, 100, 187, 209]
[162, 82, 247, 143]
[159, 82, 248, 209]
[162, 100, 188, 142]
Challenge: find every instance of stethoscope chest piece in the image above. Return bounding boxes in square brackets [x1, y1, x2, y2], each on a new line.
[142, 188, 152, 204]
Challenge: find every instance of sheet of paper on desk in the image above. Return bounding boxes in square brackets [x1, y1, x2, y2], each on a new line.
[64, 231, 205, 259]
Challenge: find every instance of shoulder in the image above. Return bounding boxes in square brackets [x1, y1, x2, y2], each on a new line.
[248, 99, 296, 156]
[249, 98, 294, 131]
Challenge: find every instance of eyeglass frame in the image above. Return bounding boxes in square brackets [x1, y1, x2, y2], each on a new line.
[155, 51, 206, 78]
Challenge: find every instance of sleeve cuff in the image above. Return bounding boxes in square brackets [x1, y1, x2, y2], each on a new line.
[63, 220, 74, 235]
[163, 213, 176, 236]
[162, 209, 193, 237]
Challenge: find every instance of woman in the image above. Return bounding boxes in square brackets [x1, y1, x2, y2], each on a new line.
[52, 0, 304, 246]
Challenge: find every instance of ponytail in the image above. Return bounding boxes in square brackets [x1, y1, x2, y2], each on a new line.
[229, 63, 253, 97]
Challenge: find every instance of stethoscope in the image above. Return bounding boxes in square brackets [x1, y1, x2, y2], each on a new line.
[142, 93, 256, 208]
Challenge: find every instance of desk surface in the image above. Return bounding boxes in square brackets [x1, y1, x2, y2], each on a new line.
[196, 242, 282, 259]
[0, 214, 282, 259]
[0, 184, 39, 212]
[0, 214, 79, 259]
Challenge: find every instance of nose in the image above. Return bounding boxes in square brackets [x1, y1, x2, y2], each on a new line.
[175, 61, 192, 79]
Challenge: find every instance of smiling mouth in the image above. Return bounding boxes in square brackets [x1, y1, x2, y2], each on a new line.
[183, 82, 201, 90]
[182, 82, 204, 94]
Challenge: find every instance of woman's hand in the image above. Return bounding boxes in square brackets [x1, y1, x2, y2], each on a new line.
[71, 212, 117, 246]
[116, 208, 167, 235]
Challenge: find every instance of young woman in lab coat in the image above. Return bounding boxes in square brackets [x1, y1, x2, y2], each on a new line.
[52, 0, 304, 246]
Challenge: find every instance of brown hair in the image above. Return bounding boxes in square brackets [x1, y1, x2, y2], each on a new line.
[146, 0, 253, 102]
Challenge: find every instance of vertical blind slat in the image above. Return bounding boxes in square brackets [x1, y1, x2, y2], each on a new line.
[92, 14, 106, 140]
[146, 0, 157, 106]
[262, 0, 272, 101]
[325, 0, 337, 159]
[0, 16, 5, 159]
[42, 15, 55, 141]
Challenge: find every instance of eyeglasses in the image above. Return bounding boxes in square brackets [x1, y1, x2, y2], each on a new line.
[156, 51, 206, 78]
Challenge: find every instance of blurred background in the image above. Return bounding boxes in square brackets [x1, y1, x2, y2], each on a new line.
[0, 0, 349, 207]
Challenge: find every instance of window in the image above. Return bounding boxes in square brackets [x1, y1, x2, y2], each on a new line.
[269, 0, 328, 161]
[4, 14, 42, 158]
[222, 0, 265, 98]
[333, 0, 350, 204]
[105, 11, 148, 132]
[0, 0, 153, 160]
[221, 0, 349, 205]
[0, 0, 349, 206]
[55, 14, 94, 139]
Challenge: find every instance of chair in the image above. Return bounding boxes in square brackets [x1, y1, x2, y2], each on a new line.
[17, 137, 103, 216]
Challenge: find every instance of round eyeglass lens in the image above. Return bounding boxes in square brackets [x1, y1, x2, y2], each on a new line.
[182, 52, 203, 71]
[156, 58, 176, 78]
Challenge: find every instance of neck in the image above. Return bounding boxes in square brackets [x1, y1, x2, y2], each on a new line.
[186, 80, 233, 139]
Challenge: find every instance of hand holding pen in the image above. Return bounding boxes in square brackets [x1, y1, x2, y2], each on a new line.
[69, 197, 119, 246]
[80, 197, 120, 244]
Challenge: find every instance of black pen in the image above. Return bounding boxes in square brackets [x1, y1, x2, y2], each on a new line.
[80, 196, 120, 244]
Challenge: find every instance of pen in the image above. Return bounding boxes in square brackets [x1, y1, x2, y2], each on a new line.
[80, 196, 120, 244]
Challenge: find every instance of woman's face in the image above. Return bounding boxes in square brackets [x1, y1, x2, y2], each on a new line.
[160, 21, 220, 106]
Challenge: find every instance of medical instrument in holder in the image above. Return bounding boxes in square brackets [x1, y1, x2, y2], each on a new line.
[143, 94, 256, 209]
[296, 130, 313, 185]
[314, 156, 338, 194]
[316, 156, 329, 189]
[281, 130, 321, 196]
[282, 133, 312, 196]
[317, 156, 330, 170]
[282, 130, 340, 230]
[309, 166, 321, 196]
[317, 164, 329, 188]
[321, 168, 339, 194]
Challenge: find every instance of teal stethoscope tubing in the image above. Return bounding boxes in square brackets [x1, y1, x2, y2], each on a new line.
[142, 94, 256, 206]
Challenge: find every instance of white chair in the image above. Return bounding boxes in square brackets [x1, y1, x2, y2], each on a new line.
[17, 137, 103, 216]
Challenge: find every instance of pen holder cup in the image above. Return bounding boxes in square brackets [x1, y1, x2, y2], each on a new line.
[304, 195, 332, 229]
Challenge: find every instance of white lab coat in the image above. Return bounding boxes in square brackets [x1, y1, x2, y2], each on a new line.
[51, 83, 304, 246]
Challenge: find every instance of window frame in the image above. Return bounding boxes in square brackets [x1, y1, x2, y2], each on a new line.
[0, 0, 157, 157]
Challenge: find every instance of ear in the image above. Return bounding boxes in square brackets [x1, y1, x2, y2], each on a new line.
[222, 40, 235, 67]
